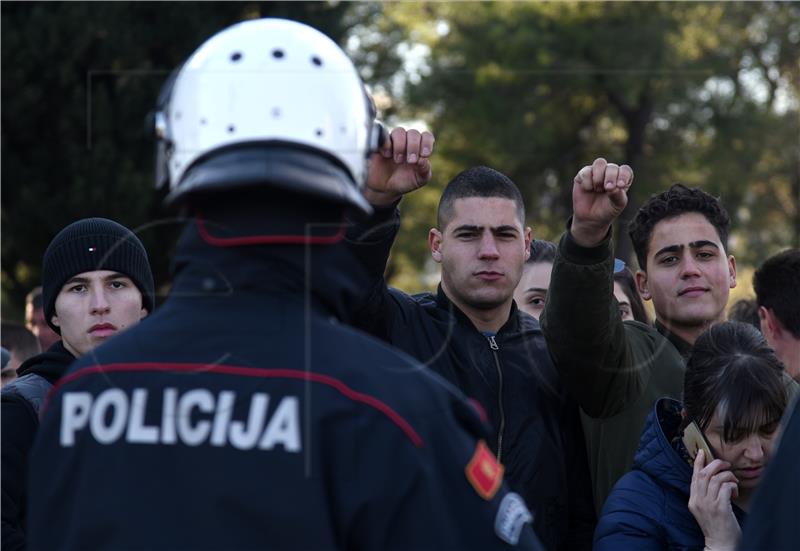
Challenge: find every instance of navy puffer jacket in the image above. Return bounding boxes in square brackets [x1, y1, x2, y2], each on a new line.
[594, 398, 746, 551]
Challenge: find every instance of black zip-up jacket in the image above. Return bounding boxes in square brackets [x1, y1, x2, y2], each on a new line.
[27, 217, 543, 551]
[346, 206, 595, 551]
[2, 341, 73, 551]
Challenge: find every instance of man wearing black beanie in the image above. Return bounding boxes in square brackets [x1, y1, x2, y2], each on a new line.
[1, 217, 154, 551]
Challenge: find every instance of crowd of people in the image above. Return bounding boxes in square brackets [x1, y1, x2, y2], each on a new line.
[2, 16, 799, 551]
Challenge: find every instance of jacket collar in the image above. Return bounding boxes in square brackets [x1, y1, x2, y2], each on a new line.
[434, 284, 520, 335]
[634, 398, 746, 520]
[169, 220, 372, 325]
[655, 320, 693, 359]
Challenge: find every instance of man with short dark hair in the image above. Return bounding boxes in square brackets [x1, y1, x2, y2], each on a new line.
[347, 162, 595, 550]
[24, 287, 60, 352]
[541, 160, 740, 512]
[753, 248, 800, 380]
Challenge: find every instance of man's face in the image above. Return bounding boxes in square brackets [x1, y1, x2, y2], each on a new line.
[636, 212, 736, 331]
[430, 197, 531, 312]
[52, 270, 147, 358]
[514, 261, 552, 320]
[25, 303, 61, 350]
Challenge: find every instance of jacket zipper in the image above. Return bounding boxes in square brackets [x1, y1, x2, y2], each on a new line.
[487, 335, 505, 464]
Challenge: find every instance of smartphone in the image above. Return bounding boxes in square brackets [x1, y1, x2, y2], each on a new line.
[682, 421, 716, 464]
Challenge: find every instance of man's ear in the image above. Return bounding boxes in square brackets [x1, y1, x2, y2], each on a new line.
[760, 306, 782, 339]
[140, 307, 148, 320]
[635, 269, 651, 301]
[727, 255, 737, 289]
[429, 228, 443, 263]
[50, 314, 60, 328]
[524, 227, 532, 260]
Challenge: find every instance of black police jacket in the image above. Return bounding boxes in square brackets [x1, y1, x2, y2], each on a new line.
[346, 206, 596, 551]
[2, 341, 74, 551]
[27, 219, 544, 551]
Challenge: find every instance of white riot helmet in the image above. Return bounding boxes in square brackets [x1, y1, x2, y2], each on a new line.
[154, 18, 382, 213]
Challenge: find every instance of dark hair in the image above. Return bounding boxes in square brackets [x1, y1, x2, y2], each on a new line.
[683, 321, 787, 443]
[1, 321, 41, 361]
[628, 183, 731, 271]
[437, 166, 525, 230]
[753, 249, 800, 338]
[613, 267, 650, 324]
[727, 298, 761, 330]
[527, 240, 557, 265]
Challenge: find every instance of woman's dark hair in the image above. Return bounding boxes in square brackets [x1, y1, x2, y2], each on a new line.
[683, 321, 788, 443]
[527, 239, 556, 265]
[613, 266, 650, 324]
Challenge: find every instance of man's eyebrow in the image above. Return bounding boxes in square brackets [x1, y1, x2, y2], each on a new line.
[616, 299, 630, 307]
[688, 240, 719, 250]
[492, 225, 520, 234]
[654, 244, 682, 257]
[63, 276, 89, 285]
[452, 224, 480, 233]
[102, 272, 128, 281]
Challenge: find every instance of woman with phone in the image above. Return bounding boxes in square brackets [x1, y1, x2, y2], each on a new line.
[594, 321, 791, 551]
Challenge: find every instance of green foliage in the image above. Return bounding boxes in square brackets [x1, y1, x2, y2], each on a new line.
[384, 1, 799, 283]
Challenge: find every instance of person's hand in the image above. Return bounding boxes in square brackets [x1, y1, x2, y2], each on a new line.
[570, 158, 633, 247]
[688, 449, 741, 551]
[364, 127, 435, 206]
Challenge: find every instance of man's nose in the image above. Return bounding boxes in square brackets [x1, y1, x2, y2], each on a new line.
[478, 234, 500, 259]
[89, 287, 111, 314]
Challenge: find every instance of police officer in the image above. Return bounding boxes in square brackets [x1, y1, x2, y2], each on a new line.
[27, 19, 543, 550]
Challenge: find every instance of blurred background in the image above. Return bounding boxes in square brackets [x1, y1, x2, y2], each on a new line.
[2, 1, 798, 320]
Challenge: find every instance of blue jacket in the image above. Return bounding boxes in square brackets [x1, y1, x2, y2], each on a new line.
[594, 398, 746, 551]
[27, 213, 543, 551]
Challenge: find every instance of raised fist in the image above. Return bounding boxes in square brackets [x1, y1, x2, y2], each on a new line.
[571, 158, 634, 247]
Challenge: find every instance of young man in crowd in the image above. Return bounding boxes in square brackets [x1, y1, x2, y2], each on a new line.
[540, 159, 739, 512]
[26, 19, 543, 550]
[0, 322, 41, 387]
[346, 163, 595, 550]
[2, 217, 154, 551]
[753, 248, 800, 380]
[24, 287, 60, 352]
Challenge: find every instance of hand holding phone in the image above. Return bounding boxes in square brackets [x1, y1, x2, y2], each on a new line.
[688, 448, 741, 550]
[682, 420, 716, 464]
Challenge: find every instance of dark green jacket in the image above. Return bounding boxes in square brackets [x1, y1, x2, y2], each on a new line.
[540, 229, 686, 514]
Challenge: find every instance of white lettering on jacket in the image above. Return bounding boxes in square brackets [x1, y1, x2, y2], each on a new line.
[59, 388, 301, 452]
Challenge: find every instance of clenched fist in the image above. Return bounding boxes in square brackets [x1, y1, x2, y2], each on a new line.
[570, 158, 634, 247]
[364, 127, 435, 207]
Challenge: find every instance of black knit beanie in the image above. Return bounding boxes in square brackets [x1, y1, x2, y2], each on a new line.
[42, 218, 155, 333]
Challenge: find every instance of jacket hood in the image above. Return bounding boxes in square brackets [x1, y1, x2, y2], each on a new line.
[16, 340, 75, 384]
[632, 398, 693, 496]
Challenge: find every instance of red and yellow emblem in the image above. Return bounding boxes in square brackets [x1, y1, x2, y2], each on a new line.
[465, 440, 504, 500]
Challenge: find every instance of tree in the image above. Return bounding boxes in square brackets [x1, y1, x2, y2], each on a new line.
[382, 1, 799, 285]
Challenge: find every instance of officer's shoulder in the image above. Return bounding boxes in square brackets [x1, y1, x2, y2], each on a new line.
[318, 316, 466, 400]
